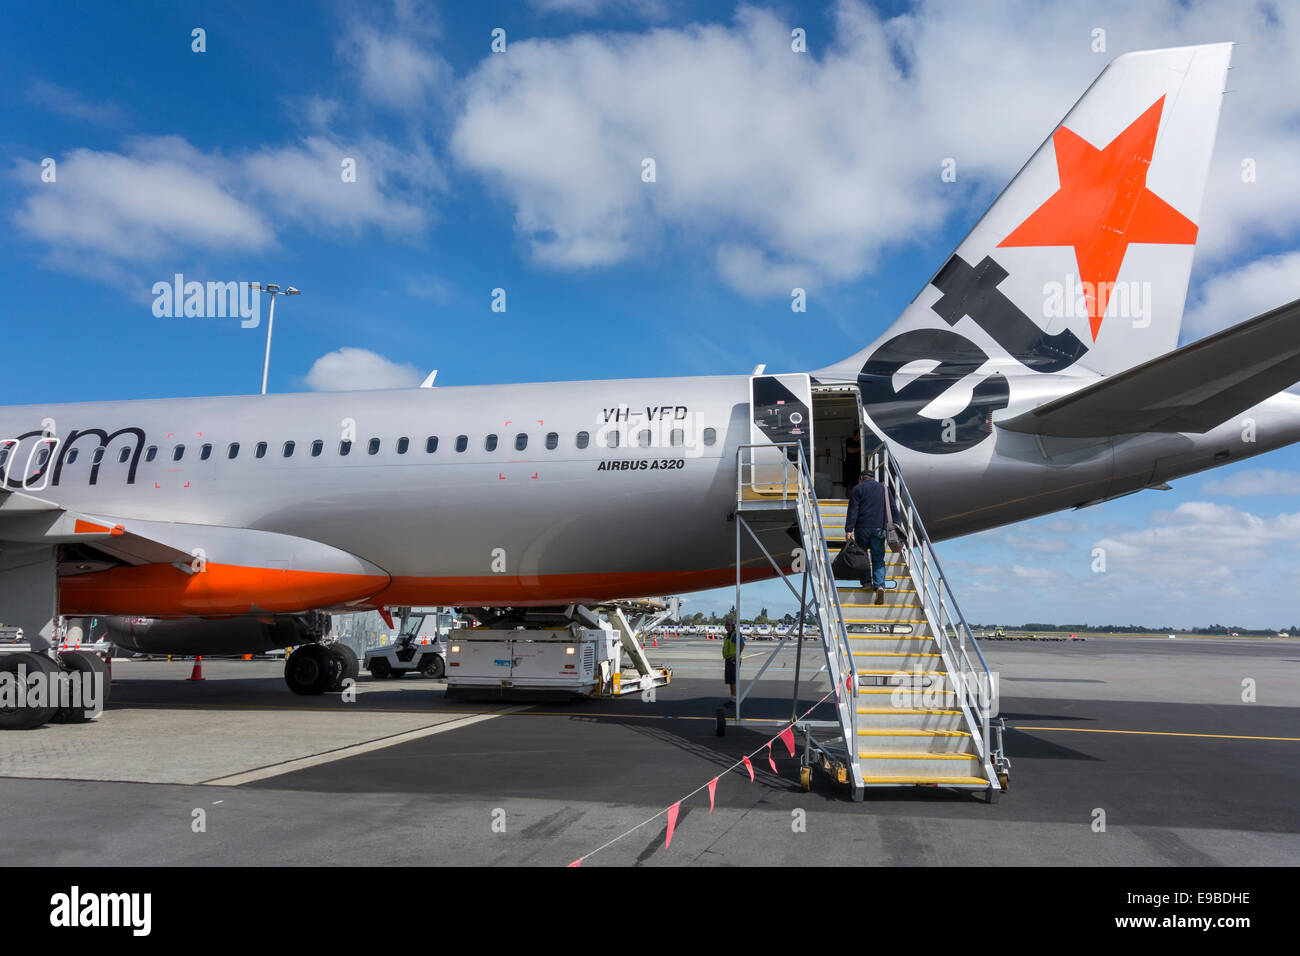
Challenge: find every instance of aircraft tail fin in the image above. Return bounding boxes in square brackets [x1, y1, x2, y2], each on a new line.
[815, 43, 1232, 387]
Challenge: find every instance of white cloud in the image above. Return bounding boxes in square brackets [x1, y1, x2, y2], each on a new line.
[1094, 501, 1300, 577]
[529, 0, 671, 18]
[1003, 533, 1072, 554]
[451, 0, 1300, 301]
[27, 80, 127, 126]
[1182, 250, 1300, 339]
[1201, 468, 1300, 497]
[13, 139, 272, 262]
[339, 25, 450, 110]
[1010, 563, 1068, 583]
[304, 348, 424, 391]
[242, 135, 441, 235]
[12, 132, 439, 273]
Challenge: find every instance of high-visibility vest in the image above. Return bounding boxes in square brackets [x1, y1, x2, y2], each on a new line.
[723, 634, 738, 659]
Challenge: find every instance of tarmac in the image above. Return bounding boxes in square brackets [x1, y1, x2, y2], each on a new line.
[0, 635, 1296, 866]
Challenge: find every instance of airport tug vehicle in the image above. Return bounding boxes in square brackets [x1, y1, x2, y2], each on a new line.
[364, 630, 446, 679]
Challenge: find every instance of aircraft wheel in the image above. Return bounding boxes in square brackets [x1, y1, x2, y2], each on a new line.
[53, 651, 110, 722]
[420, 655, 445, 679]
[0, 652, 60, 729]
[323, 645, 352, 692]
[332, 643, 359, 682]
[284, 644, 333, 696]
[368, 657, 391, 679]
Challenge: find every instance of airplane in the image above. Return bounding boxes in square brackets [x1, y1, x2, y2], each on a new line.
[3, 42, 1299, 715]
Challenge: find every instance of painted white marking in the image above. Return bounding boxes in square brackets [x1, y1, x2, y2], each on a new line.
[201, 707, 525, 786]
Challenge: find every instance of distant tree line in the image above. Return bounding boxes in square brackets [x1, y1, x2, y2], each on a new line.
[971, 622, 1299, 636]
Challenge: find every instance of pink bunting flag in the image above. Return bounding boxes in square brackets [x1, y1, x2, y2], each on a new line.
[708, 777, 718, 813]
[766, 741, 778, 774]
[665, 801, 681, 849]
[779, 726, 796, 757]
[568, 859, 581, 867]
[742, 756, 754, 781]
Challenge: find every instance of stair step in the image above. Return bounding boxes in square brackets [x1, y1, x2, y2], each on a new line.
[842, 621, 925, 629]
[848, 634, 935, 640]
[860, 775, 989, 787]
[851, 651, 941, 658]
[857, 708, 960, 715]
[857, 752, 984, 775]
[848, 637, 936, 654]
[856, 730, 972, 754]
[857, 686, 957, 695]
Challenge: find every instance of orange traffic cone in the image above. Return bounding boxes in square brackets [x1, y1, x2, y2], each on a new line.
[187, 656, 205, 681]
[653, 636, 658, 647]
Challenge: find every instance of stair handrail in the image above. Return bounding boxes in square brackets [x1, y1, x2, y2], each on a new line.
[735, 441, 859, 761]
[868, 443, 996, 773]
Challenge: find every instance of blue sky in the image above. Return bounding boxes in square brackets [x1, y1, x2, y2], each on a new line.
[4, 1, 1300, 628]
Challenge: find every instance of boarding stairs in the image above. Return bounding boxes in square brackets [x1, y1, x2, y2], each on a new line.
[735, 441, 1008, 801]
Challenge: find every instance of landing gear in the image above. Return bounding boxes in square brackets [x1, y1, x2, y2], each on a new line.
[324, 643, 359, 691]
[52, 650, 110, 723]
[284, 643, 334, 695]
[0, 652, 59, 730]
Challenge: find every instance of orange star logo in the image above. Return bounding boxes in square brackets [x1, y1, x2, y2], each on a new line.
[998, 95, 1198, 341]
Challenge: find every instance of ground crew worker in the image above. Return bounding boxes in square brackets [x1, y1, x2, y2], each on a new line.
[723, 615, 744, 707]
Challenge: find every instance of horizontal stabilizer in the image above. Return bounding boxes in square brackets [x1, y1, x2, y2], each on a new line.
[999, 297, 1300, 437]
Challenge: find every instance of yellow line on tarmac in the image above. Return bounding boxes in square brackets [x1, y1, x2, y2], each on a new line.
[1012, 726, 1300, 742]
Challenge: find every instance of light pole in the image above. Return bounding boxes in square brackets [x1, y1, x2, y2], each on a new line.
[252, 282, 301, 395]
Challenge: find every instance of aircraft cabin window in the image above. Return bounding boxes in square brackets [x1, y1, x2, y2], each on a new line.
[703, 427, 717, 446]
[397, 437, 409, 455]
[173, 445, 185, 462]
[339, 440, 352, 456]
[227, 443, 240, 460]
[637, 429, 652, 447]
[606, 430, 620, 449]
[92, 447, 105, 465]
[576, 431, 589, 449]
[66, 449, 79, 464]
[255, 442, 268, 459]
[455, 435, 467, 453]
[515, 433, 527, 452]
[283, 441, 295, 458]
[545, 432, 558, 450]
[36, 447, 50, 467]
[670, 429, 684, 447]
[119, 447, 131, 463]
[485, 434, 498, 452]
[311, 440, 323, 457]
[368, 438, 381, 455]
[426, 436, 438, 453]
[200, 444, 212, 461]
[145, 446, 157, 462]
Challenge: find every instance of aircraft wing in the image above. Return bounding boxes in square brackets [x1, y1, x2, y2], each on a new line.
[0, 490, 192, 564]
[998, 297, 1300, 437]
